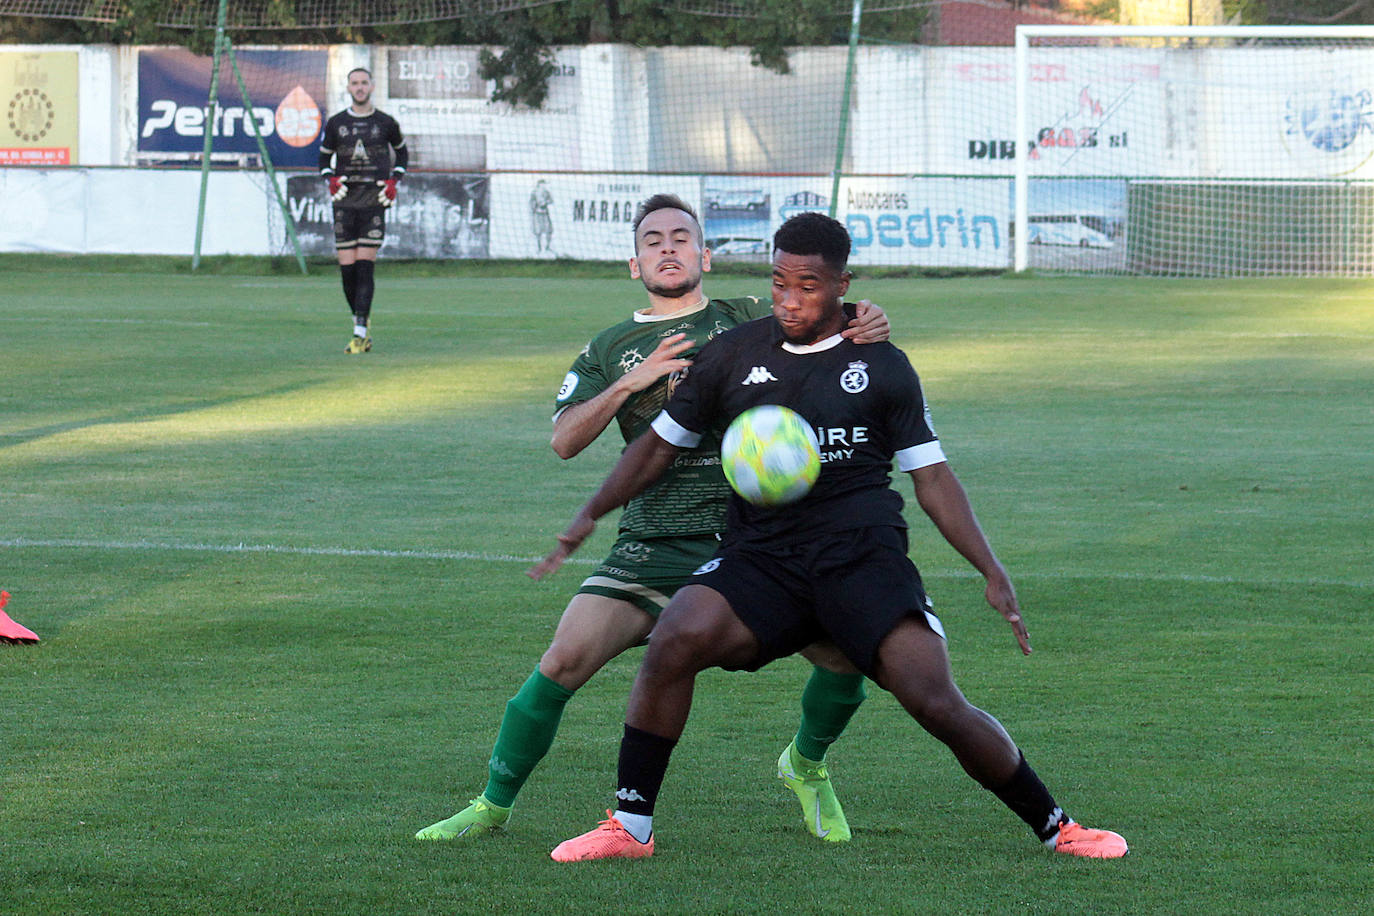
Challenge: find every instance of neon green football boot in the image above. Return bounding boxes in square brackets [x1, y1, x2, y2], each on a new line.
[414, 797, 511, 841]
[777, 741, 851, 843]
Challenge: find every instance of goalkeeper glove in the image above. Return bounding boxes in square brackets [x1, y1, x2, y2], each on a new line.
[378, 178, 399, 208]
[327, 176, 348, 202]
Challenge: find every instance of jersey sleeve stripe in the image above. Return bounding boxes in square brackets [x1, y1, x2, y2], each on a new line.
[895, 440, 946, 472]
[651, 410, 702, 448]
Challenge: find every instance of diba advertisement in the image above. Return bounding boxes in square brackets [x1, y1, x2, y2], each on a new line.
[137, 48, 326, 166]
[0, 50, 79, 166]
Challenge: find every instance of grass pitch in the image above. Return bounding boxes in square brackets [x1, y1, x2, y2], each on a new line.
[2, 256, 1371, 914]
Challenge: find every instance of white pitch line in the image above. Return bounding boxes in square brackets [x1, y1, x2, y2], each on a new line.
[2, 537, 1369, 589]
[0, 536, 596, 567]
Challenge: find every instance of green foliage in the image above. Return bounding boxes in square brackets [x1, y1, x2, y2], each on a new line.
[1261, 0, 1374, 24]
[1, 0, 930, 107]
[479, 22, 558, 108]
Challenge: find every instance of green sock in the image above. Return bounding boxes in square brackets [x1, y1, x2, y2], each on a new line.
[482, 667, 575, 808]
[794, 666, 867, 764]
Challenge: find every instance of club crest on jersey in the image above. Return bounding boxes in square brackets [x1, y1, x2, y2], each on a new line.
[840, 361, 869, 393]
[667, 366, 688, 397]
[615, 541, 653, 563]
[619, 348, 646, 374]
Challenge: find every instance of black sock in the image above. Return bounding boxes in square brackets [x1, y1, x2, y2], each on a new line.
[614, 724, 677, 817]
[353, 259, 375, 324]
[989, 752, 1065, 841]
[339, 262, 359, 312]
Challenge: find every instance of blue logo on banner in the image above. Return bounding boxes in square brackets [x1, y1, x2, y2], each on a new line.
[137, 48, 326, 166]
[1287, 88, 1374, 153]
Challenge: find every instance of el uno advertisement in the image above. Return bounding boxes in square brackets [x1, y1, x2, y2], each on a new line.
[137, 48, 326, 166]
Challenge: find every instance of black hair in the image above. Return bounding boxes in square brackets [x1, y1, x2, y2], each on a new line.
[632, 193, 700, 239]
[347, 67, 373, 80]
[773, 211, 850, 272]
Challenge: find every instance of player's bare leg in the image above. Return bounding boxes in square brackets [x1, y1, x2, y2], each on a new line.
[872, 617, 1126, 857]
[539, 594, 655, 690]
[416, 595, 652, 841]
[623, 586, 757, 740]
[552, 586, 755, 861]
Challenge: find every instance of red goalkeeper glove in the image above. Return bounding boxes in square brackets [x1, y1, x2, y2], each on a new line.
[327, 175, 347, 201]
[378, 178, 398, 208]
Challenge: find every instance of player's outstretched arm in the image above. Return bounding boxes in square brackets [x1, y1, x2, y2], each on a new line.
[909, 462, 1031, 655]
[842, 300, 890, 344]
[550, 333, 695, 459]
[529, 430, 681, 580]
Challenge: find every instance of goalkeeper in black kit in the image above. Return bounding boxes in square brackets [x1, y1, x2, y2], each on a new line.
[318, 67, 408, 355]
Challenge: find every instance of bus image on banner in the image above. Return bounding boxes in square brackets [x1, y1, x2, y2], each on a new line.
[1027, 214, 1114, 248]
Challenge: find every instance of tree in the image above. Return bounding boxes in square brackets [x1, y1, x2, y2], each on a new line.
[0, 0, 932, 106]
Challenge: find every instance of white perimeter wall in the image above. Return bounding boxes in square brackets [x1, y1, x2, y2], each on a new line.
[3, 41, 1372, 259]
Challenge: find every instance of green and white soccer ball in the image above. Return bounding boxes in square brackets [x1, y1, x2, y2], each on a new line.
[720, 405, 822, 507]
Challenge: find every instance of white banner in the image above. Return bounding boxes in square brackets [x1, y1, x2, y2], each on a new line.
[0, 168, 87, 251]
[1201, 47, 1374, 179]
[488, 173, 698, 260]
[0, 167, 276, 254]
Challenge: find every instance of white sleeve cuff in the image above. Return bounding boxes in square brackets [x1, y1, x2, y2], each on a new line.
[651, 411, 702, 448]
[895, 440, 946, 472]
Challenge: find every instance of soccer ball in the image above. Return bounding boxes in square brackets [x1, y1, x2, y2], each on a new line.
[720, 405, 821, 507]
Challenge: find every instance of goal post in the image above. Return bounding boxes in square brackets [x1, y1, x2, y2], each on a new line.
[191, 0, 308, 273]
[1014, 24, 1374, 276]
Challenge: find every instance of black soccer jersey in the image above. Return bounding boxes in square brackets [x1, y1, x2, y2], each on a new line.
[653, 313, 946, 545]
[319, 109, 407, 210]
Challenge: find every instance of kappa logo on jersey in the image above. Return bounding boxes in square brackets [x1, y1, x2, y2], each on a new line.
[692, 558, 721, 576]
[840, 360, 869, 393]
[741, 366, 779, 386]
[557, 371, 579, 401]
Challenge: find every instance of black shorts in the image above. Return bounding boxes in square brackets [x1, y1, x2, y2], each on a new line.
[689, 526, 944, 677]
[334, 206, 386, 250]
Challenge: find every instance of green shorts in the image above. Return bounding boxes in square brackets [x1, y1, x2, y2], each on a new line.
[577, 534, 722, 616]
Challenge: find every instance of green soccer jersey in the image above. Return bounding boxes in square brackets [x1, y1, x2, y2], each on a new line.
[554, 295, 772, 539]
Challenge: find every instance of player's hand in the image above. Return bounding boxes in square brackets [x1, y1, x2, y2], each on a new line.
[327, 176, 347, 201]
[378, 179, 398, 208]
[985, 570, 1030, 655]
[618, 332, 695, 395]
[527, 512, 596, 581]
[843, 299, 890, 344]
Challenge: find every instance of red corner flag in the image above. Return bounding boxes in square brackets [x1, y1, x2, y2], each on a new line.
[0, 591, 40, 644]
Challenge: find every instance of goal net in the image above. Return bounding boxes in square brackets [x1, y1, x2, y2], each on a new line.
[1014, 25, 1374, 277]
